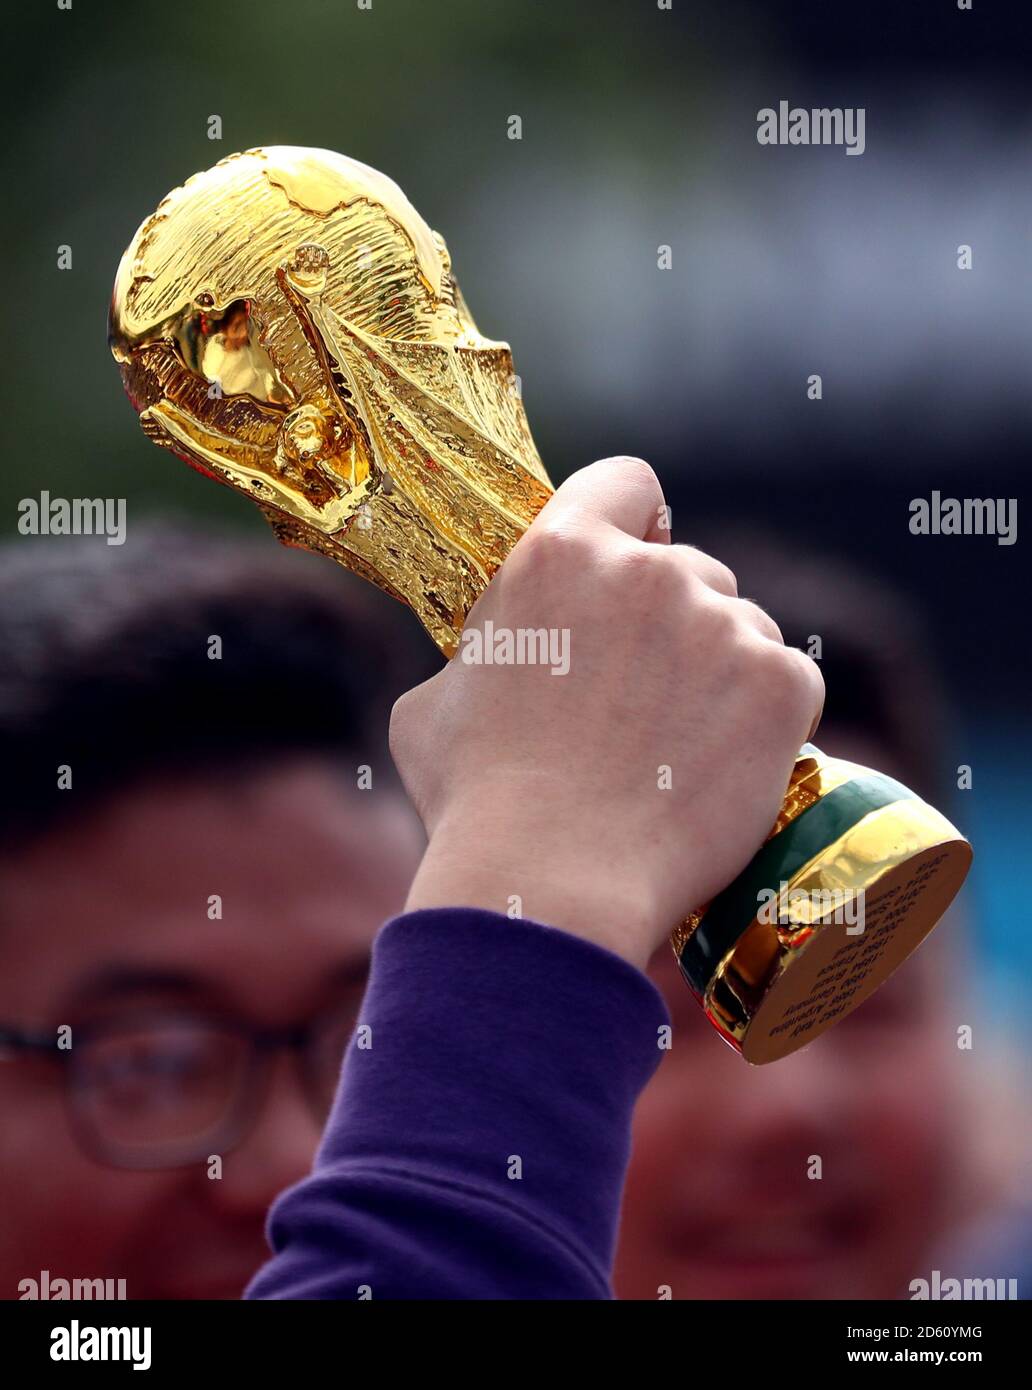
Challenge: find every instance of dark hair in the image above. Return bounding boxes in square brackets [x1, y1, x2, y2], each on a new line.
[696, 528, 954, 806]
[1, 521, 954, 847]
[0, 524, 436, 847]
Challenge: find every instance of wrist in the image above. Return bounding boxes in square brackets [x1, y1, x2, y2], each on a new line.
[404, 803, 661, 971]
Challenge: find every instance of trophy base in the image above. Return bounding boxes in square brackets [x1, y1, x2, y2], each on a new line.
[671, 746, 973, 1064]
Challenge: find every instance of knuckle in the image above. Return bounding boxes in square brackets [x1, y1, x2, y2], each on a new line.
[612, 538, 668, 586]
[680, 546, 739, 597]
[711, 557, 739, 596]
[520, 519, 594, 569]
[688, 584, 733, 640]
[798, 647, 826, 709]
[764, 646, 820, 719]
[740, 598, 784, 644]
[785, 642, 823, 690]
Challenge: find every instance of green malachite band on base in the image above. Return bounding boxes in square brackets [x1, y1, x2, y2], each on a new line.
[676, 772, 917, 997]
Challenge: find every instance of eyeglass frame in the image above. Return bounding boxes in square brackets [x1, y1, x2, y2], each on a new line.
[0, 997, 361, 1171]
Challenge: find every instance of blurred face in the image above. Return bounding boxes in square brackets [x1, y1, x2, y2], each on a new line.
[0, 759, 422, 1299]
[615, 733, 967, 1300]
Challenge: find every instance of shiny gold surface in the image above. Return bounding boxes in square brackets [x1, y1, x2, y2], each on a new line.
[704, 798, 972, 1064]
[110, 150, 973, 1062]
[669, 745, 857, 959]
[110, 146, 553, 656]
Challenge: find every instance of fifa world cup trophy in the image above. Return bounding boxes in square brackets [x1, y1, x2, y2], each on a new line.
[110, 146, 972, 1062]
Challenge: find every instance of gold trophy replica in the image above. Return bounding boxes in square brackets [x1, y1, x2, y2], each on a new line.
[109, 146, 972, 1063]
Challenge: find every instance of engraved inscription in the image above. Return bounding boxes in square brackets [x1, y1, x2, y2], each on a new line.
[765, 852, 948, 1042]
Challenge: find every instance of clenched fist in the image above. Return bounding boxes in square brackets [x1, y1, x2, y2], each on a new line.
[390, 457, 824, 970]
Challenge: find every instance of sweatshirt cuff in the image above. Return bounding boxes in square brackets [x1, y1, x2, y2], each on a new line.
[315, 906, 671, 1280]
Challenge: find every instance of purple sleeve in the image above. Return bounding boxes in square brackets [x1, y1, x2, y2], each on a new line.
[244, 907, 670, 1299]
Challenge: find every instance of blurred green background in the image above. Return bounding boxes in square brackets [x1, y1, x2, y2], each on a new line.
[3, 0, 734, 523]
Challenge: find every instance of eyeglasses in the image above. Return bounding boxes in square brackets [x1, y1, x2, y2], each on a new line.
[0, 1000, 360, 1170]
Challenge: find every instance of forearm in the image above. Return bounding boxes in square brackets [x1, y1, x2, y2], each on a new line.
[245, 908, 669, 1300]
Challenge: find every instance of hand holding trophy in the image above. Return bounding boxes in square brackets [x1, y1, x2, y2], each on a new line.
[109, 146, 971, 1062]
